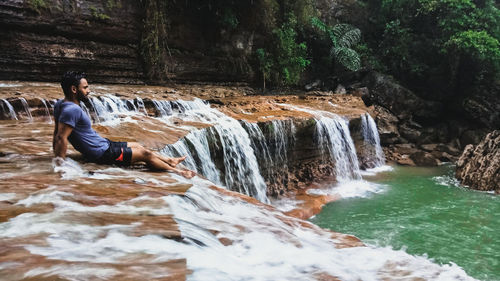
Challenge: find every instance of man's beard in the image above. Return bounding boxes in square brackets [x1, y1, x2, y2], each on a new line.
[77, 90, 89, 102]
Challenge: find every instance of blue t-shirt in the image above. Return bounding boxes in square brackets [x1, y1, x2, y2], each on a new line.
[54, 99, 110, 160]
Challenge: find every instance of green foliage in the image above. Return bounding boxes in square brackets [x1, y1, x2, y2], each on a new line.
[220, 8, 239, 29]
[90, 6, 111, 21]
[311, 17, 361, 71]
[106, 0, 122, 10]
[256, 48, 272, 90]
[365, 0, 500, 96]
[256, 16, 310, 87]
[26, 0, 46, 14]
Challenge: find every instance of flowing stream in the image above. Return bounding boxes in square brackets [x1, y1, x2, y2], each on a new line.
[0, 91, 481, 280]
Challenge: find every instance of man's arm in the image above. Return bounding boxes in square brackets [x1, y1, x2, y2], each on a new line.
[53, 122, 73, 159]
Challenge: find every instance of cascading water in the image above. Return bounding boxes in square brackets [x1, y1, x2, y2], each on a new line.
[136, 97, 148, 115]
[1, 99, 17, 120]
[40, 98, 52, 123]
[19, 97, 33, 121]
[243, 119, 296, 184]
[315, 116, 361, 182]
[158, 99, 269, 203]
[360, 113, 385, 168]
[161, 128, 222, 185]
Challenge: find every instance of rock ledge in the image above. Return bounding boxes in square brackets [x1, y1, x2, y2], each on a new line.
[456, 130, 500, 192]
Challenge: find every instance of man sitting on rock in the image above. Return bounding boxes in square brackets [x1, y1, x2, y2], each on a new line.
[53, 71, 196, 178]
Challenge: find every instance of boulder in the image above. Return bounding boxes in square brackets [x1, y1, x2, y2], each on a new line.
[409, 151, 440, 166]
[373, 105, 401, 145]
[361, 71, 443, 123]
[456, 130, 500, 192]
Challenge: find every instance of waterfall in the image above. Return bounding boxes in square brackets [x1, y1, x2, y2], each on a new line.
[40, 98, 52, 123]
[1, 99, 18, 120]
[160, 99, 269, 203]
[315, 116, 361, 182]
[135, 97, 148, 115]
[243, 120, 296, 184]
[161, 128, 222, 185]
[152, 100, 172, 116]
[19, 98, 33, 121]
[360, 113, 385, 168]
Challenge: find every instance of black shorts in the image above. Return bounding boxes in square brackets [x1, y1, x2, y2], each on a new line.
[96, 140, 132, 166]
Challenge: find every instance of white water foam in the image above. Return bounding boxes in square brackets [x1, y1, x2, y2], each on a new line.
[360, 165, 394, 176]
[307, 180, 387, 199]
[0, 167, 475, 281]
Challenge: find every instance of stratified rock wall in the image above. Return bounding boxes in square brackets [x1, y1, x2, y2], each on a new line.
[456, 130, 500, 192]
[0, 0, 143, 83]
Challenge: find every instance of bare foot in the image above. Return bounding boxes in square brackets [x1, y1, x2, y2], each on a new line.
[180, 170, 196, 179]
[169, 156, 187, 166]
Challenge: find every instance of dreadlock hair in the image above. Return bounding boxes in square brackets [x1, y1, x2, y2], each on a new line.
[61, 71, 86, 99]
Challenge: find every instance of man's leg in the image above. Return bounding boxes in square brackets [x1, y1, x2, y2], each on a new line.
[130, 146, 195, 179]
[127, 142, 186, 166]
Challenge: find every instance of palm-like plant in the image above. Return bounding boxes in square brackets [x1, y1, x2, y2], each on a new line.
[311, 17, 361, 71]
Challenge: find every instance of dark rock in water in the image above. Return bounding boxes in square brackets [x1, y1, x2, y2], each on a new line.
[410, 151, 440, 166]
[456, 130, 500, 192]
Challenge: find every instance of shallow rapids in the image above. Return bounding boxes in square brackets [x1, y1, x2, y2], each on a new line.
[0, 84, 478, 280]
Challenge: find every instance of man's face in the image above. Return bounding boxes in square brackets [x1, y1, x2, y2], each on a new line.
[75, 78, 90, 102]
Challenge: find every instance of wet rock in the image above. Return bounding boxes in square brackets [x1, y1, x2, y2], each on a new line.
[349, 87, 369, 98]
[305, 79, 322, 91]
[397, 156, 415, 166]
[420, 144, 438, 152]
[456, 130, 500, 192]
[431, 151, 456, 162]
[373, 106, 401, 145]
[399, 123, 422, 143]
[393, 144, 419, 155]
[335, 84, 347, 94]
[409, 151, 440, 166]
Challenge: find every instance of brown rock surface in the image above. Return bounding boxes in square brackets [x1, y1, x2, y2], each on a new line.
[409, 151, 440, 166]
[456, 130, 500, 192]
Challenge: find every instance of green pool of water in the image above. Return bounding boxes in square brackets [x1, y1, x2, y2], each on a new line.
[311, 165, 500, 281]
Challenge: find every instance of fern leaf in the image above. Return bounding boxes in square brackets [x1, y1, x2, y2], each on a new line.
[330, 47, 361, 71]
[338, 28, 361, 48]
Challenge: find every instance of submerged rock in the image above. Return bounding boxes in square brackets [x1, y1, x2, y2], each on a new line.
[456, 130, 500, 192]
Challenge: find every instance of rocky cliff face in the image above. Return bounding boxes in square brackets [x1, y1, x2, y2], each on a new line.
[456, 130, 500, 192]
[0, 0, 144, 83]
[0, 0, 256, 84]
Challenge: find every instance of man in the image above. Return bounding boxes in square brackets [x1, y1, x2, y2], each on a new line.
[53, 71, 196, 179]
